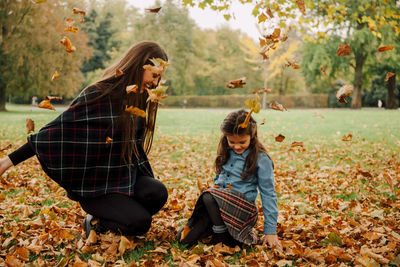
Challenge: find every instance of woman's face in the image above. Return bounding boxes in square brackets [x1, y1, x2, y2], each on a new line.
[141, 68, 163, 91]
[226, 134, 251, 154]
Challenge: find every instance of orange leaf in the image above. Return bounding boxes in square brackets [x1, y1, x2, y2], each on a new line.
[65, 18, 75, 27]
[46, 96, 62, 101]
[291, 141, 303, 148]
[38, 100, 55, 111]
[125, 106, 146, 118]
[72, 7, 86, 16]
[270, 102, 287, 111]
[342, 133, 353, 141]
[106, 137, 113, 144]
[336, 84, 353, 103]
[146, 7, 162, 13]
[5, 255, 22, 266]
[320, 65, 327, 75]
[60, 36, 76, 53]
[384, 72, 395, 82]
[239, 109, 253, 128]
[51, 71, 59, 81]
[253, 88, 271, 94]
[126, 84, 138, 94]
[258, 13, 267, 23]
[285, 60, 301, 69]
[275, 134, 285, 142]
[296, 0, 306, 16]
[180, 225, 191, 241]
[260, 118, 266, 125]
[378, 45, 394, 52]
[115, 69, 123, 77]
[0, 144, 12, 152]
[266, 8, 274, 18]
[227, 184, 233, 189]
[226, 77, 246, 89]
[64, 26, 79, 33]
[15, 247, 30, 261]
[26, 118, 35, 134]
[337, 44, 351, 57]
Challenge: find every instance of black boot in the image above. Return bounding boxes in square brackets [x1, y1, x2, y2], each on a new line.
[83, 214, 105, 238]
[210, 231, 240, 248]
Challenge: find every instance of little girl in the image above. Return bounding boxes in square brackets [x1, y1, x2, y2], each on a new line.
[177, 109, 280, 248]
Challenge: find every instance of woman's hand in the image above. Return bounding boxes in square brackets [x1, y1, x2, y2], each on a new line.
[262, 234, 282, 249]
[0, 156, 13, 177]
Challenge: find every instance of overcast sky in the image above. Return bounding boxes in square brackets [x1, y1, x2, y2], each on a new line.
[127, 0, 261, 40]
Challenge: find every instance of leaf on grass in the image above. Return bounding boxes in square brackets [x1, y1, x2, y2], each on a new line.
[118, 236, 133, 255]
[384, 72, 395, 82]
[15, 247, 30, 261]
[296, 0, 306, 16]
[336, 84, 353, 103]
[55, 255, 72, 267]
[275, 134, 285, 142]
[125, 106, 146, 118]
[106, 137, 113, 144]
[226, 77, 247, 89]
[270, 102, 287, 111]
[337, 44, 351, 57]
[0, 144, 12, 152]
[86, 230, 97, 245]
[180, 225, 191, 241]
[146, 7, 162, 13]
[321, 232, 342, 247]
[126, 84, 138, 94]
[51, 71, 59, 81]
[38, 100, 55, 111]
[342, 133, 353, 141]
[253, 88, 271, 94]
[60, 36, 76, 53]
[26, 118, 35, 134]
[115, 69, 123, 77]
[378, 45, 394, 52]
[320, 65, 327, 75]
[291, 141, 303, 148]
[5, 255, 22, 266]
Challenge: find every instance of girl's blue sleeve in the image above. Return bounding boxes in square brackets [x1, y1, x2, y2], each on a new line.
[257, 153, 278, 235]
[213, 174, 219, 184]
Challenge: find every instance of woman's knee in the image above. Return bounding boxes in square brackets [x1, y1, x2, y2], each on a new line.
[122, 214, 152, 236]
[202, 192, 215, 206]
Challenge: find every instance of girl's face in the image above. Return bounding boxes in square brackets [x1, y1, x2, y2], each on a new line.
[141, 68, 163, 91]
[226, 134, 251, 154]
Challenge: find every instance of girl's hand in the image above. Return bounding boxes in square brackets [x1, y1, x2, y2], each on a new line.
[0, 156, 13, 177]
[262, 234, 282, 249]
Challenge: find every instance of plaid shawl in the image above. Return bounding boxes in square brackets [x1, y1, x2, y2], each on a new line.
[28, 86, 153, 198]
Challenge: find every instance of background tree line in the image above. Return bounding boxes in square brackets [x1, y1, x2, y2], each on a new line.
[0, 0, 399, 110]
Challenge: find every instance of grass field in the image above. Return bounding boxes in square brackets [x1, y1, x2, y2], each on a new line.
[0, 105, 399, 266]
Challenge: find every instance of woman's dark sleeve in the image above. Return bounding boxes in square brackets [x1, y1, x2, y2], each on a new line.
[8, 142, 35, 166]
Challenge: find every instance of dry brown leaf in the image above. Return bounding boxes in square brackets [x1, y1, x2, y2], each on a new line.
[336, 84, 354, 103]
[291, 141, 304, 148]
[180, 225, 191, 241]
[119, 236, 132, 255]
[115, 69, 123, 77]
[253, 88, 272, 94]
[275, 134, 285, 142]
[337, 44, 351, 57]
[296, 0, 306, 16]
[377, 45, 394, 52]
[126, 84, 138, 94]
[226, 77, 247, 89]
[86, 230, 97, 245]
[46, 96, 62, 101]
[146, 7, 162, 13]
[270, 102, 287, 111]
[342, 133, 353, 141]
[60, 36, 76, 53]
[14, 247, 30, 261]
[72, 7, 86, 16]
[5, 255, 22, 267]
[0, 144, 12, 152]
[260, 118, 266, 125]
[51, 71, 59, 81]
[320, 65, 327, 75]
[125, 106, 146, 118]
[266, 7, 274, 18]
[38, 100, 55, 111]
[106, 137, 113, 144]
[384, 72, 395, 82]
[26, 118, 35, 134]
[258, 13, 267, 23]
[285, 60, 301, 69]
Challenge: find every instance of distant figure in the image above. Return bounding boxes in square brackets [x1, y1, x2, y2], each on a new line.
[182, 98, 187, 109]
[378, 99, 383, 108]
[32, 96, 38, 106]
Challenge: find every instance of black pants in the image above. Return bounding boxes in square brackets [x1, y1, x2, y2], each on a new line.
[78, 175, 168, 236]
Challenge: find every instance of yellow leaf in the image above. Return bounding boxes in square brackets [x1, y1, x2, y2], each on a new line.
[125, 106, 146, 118]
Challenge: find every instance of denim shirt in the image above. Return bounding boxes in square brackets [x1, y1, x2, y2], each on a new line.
[214, 149, 278, 235]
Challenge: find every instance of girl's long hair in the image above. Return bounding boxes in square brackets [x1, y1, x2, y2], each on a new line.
[75, 41, 168, 163]
[215, 109, 272, 180]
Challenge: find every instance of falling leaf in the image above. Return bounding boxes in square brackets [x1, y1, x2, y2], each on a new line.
[46, 96, 62, 101]
[270, 102, 287, 111]
[115, 69, 123, 77]
[64, 26, 79, 33]
[337, 44, 351, 57]
[38, 100, 55, 111]
[125, 106, 146, 118]
[146, 84, 168, 103]
[377, 45, 394, 52]
[285, 60, 301, 69]
[26, 118, 35, 134]
[72, 7, 86, 16]
[65, 18, 75, 27]
[60, 36, 76, 53]
[296, 0, 306, 16]
[51, 71, 59, 81]
[266, 8, 274, 18]
[180, 225, 191, 241]
[313, 112, 324, 119]
[253, 88, 271, 94]
[226, 77, 247, 89]
[320, 65, 327, 75]
[244, 96, 261, 112]
[384, 72, 395, 82]
[291, 141, 303, 148]
[106, 137, 113, 144]
[342, 133, 353, 141]
[258, 13, 267, 23]
[146, 7, 162, 13]
[336, 84, 354, 103]
[126, 85, 138, 94]
[149, 57, 169, 72]
[260, 118, 266, 125]
[275, 134, 285, 142]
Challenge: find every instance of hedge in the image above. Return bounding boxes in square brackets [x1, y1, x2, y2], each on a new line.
[162, 94, 328, 108]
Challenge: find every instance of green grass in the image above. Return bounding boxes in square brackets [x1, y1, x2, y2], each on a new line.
[1, 105, 399, 146]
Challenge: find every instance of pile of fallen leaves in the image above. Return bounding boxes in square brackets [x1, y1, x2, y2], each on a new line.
[0, 134, 399, 266]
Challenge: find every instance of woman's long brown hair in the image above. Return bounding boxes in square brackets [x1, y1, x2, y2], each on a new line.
[215, 109, 272, 180]
[74, 41, 168, 163]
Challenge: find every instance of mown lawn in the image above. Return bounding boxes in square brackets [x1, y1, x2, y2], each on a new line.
[0, 105, 399, 266]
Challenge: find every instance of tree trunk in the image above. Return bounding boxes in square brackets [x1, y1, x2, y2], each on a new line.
[351, 51, 366, 109]
[386, 74, 398, 109]
[0, 49, 6, 111]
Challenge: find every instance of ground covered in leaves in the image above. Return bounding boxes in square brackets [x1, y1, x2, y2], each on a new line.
[0, 133, 399, 266]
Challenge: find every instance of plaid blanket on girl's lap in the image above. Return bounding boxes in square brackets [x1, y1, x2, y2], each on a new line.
[28, 87, 153, 198]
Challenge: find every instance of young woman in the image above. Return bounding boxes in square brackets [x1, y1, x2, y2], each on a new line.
[0, 41, 169, 237]
[177, 110, 280, 248]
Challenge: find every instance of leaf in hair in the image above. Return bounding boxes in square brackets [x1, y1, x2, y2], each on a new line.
[146, 84, 168, 103]
[115, 69, 124, 77]
[125, 106, 146, 118]
[126, 85, 138, 94]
